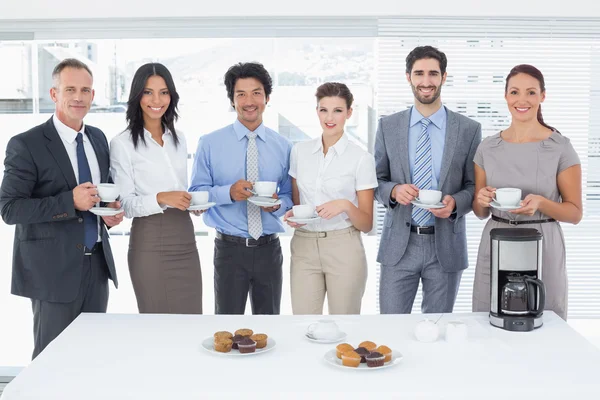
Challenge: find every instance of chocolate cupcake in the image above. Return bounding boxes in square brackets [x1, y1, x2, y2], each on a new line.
[365, 351, 385, 368]
[354, 346, 370, 363]
[231, 334, 244, 350]
[237, 337, 257, 354]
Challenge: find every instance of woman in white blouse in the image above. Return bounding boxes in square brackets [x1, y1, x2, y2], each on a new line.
[110, 63, 202, 314]
[284, 82, 377, 315]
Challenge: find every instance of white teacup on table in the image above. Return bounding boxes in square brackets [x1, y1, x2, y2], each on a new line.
[416, 189, 442, 205]
[495, 188, 522, 207]
[253, 181, 277, 197]
[189, 191, 209, 205]
[445, 320, 468, 344]
[307, 319, 343, 341]
[293, 205, 315, 219]
[96, 183, 119, 203]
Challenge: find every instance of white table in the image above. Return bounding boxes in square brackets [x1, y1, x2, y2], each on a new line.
[2, 312, 600, 399]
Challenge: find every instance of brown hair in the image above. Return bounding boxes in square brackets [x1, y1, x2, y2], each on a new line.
[505, 64, 557, 133]
[315, 82, 354, 108]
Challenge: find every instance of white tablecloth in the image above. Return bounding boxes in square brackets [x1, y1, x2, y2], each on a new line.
[2, 312, 599, 399]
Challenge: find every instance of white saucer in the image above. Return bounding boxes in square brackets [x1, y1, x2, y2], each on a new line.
[200, 337, 276, 356]
[89, 207, 123, 216]
[248, 197, 282, 207]
[305, 331, 347, 344]
[188, 202, 216, 211]
[411, 200, 445, 209]
[288, 216, 321, 224]
[323, 349, 403, 370]
[490, 200, 520, 211]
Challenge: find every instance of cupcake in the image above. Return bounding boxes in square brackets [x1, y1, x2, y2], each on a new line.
[237, 337, 257, 354]
[358, 341, 377, 352]
[336, 343, 355, 359]
[365, 351, 385, 368]
[214, 338, 233, 353]
[341, 350, 361, 368]
[214, 331, 233, 341]
[231, 334, 244, 349]
[250, 333, 268, 349]
[235, 328, 254, 337]
[354, 346, 370, 363]
[376, 345, 392, 363]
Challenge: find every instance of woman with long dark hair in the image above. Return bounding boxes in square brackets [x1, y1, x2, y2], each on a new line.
[471, 64, 582, 320]
[110, 63, 202, 314]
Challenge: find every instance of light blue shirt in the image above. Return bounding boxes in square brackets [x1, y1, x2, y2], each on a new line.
[189, 119, 293, 238]
[408, 105, 447, 226]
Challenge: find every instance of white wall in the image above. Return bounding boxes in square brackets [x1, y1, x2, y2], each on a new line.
[0, 0, 598, 19]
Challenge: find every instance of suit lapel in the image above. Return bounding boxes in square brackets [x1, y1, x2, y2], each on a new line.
[85, 127, 109, 183]
[44, 118, 78, 190]
[396, 110, 411, 184]
[438, 107, 459, 189]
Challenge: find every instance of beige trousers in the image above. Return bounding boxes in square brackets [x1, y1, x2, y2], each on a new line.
[290, 226, 368, 315]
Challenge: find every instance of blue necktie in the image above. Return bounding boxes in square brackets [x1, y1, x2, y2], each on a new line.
[412, 118, 433, 226]
[76, 132, 98, 250]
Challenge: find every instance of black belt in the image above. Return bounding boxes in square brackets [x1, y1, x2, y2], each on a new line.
[84, 242, 103, 256]
[492, 215, 556, 226]
[410, 225, 435, 235]
[216, 232, 279, 247]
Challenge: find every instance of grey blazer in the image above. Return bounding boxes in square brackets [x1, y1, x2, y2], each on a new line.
[0, 118, 118, 303]
[374, 107, 482, 272]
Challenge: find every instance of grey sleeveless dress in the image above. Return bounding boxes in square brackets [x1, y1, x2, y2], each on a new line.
[472, 131, 580, 320]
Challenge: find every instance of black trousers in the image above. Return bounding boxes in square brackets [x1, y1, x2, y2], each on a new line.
[31, 246, 109, 359]
[213, 236, 283, 315]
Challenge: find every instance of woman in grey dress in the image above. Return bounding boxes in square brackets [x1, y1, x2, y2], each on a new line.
[472, 64, 582, 320]
[110, 63, 203, 314]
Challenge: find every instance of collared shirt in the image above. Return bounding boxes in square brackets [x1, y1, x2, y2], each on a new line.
[52, 114, 101, 241]
[189, 119, 293, 238]
[289, 134, 377, 232]
[110, 128, 188, 218]
[408, 105, 447, 226]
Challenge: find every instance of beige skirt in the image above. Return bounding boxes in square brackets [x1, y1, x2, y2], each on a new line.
[128, 208, 202, 314]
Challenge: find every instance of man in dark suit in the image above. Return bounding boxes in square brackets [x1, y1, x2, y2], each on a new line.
[375, 46, 482, 314]
[0, 58, 124, 359]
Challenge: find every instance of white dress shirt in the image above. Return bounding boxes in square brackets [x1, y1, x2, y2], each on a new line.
[289, 134, 377, 232]
[52, 114, 101, 242]
[110, 128, 189, 218]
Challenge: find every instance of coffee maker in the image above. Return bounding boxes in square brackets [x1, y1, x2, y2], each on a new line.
[489, 228, 546, 332]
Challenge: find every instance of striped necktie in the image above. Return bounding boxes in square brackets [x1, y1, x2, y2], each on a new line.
[412, 118, 433, 226]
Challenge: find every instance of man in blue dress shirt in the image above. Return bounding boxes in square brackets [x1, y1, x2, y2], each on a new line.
[190, 62, 293, 314]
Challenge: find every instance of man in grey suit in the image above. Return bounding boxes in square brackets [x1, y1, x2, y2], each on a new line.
[0, 59, 124, 359]
[375, 46, 482, 314]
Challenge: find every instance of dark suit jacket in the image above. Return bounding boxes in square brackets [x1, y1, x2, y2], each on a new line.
[0, 117, 118, 303]
[374, 107, 482, 272]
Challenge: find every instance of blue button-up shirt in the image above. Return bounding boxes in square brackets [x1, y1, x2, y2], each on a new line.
[408, 105, 447, 226]
[189, 119, 293, 238]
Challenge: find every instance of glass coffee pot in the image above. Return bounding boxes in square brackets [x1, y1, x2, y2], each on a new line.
[501, 274, 545, 316]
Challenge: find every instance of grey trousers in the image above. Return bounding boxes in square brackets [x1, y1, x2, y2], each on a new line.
[379, 232, 462, 314]
[31, 247, 109, 359]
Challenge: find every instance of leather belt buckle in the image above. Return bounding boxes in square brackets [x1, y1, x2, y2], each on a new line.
[245, 238, 258, 248]
[416, 226, 426, 235]
[508, 220, 519, 226]
[317, 232, 327, 238]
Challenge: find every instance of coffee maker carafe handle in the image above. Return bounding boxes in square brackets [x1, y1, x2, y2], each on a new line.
[525, 277, 546, 316]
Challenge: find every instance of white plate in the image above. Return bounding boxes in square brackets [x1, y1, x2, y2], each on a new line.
[248, 197, 282, 207]
[288, 216, 321, 224]
[188, 202, 216, 211]
[200, 336, 276, 356]
[305, 331, 347, 344]
[490, 200, 520, 211]
[89, 207, 124, 216]
[323, 349, 403, 370]
[411, 200, 445, 209]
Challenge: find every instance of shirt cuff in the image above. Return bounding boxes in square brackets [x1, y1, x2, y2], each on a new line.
[214, 184, 234, 205]
[145, 193, 166, 214]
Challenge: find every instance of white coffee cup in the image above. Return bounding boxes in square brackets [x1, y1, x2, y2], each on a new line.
[417, 189, 442, 205]
[253, 181, 277, 197]
[307, 319, 342, 340]
[495, 188, 522, 206]
[293, 205, 315, 219]
[190, 191, 209, 205]
[445, 320, 468, 343]
[96, 183, 119, 202]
